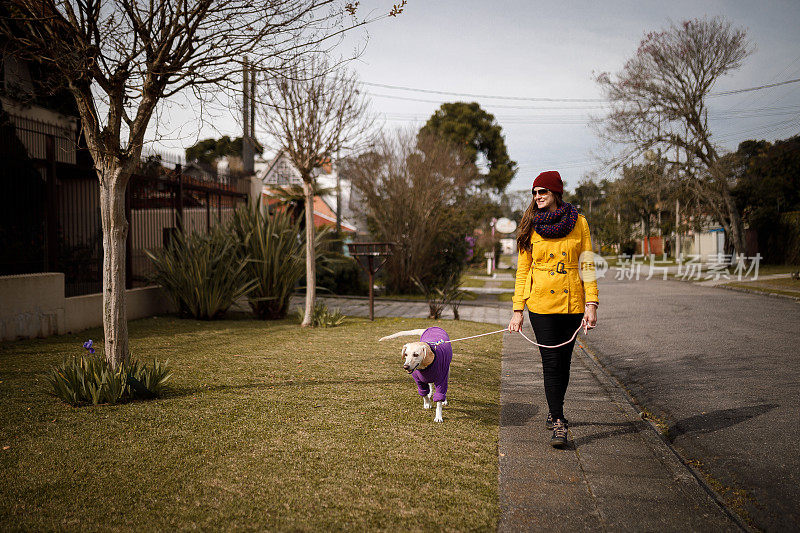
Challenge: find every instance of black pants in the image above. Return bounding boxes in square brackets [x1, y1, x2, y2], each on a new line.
[528, 312, 584, 421]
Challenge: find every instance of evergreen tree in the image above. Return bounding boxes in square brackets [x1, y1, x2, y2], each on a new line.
[419, 102, 517, 192]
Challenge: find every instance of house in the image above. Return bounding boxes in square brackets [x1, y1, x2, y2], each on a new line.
[636, 221, 726, 258]
[257, 151, 360, 234]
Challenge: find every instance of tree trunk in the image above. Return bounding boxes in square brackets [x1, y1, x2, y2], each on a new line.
[301, 179, 316, 327]
[98, 163, 132, 369]
[721, 185, 746, 259]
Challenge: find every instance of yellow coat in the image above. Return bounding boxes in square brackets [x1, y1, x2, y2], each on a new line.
[512, 214, 599, 314]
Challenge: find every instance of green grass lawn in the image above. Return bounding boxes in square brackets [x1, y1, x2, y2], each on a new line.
[461, 277, 486, 288]
[752, 264, 800, 276]
[723, 277, 800, 298]
[0, 316, 502, 531]
[464, 266, 515, 277]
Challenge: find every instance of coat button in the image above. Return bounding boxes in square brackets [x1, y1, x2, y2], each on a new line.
[549, 253, 554, 257]
[563, 289, 568, 293]
[550, 290, 555, 294]
[550, 271, 554, 276]
[562, 251, 566, 256]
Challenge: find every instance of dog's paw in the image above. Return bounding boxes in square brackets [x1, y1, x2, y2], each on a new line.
[423, 402, 432, 410]
[442, 400, 448, 406]
[434, 415, 443, 423]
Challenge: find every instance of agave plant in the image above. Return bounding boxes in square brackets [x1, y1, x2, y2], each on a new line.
[231, 203, 345, 319]
[294, 302, 346, 328]
[230, 204, 307, 319]
[45, 341, 172, 406]
[145, 226, 255, 319]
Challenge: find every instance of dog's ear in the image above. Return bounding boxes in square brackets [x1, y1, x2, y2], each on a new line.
[401, 345, 407, 359]
[422, 344, 432, 357]
[421, 343, 435, 366]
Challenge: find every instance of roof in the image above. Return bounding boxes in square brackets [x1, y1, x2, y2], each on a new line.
[261, 188, 358, 234]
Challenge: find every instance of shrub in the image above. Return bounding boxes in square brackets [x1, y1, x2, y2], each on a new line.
[145, 226, 255, 319]
[316, 255, 367, 296]
[230, 204, 307, 319]
[45, 341, 171, 406]
[423, 230, 471, 292]
[620, 240, 637, 256]
[413, 274, 466, 320]
[294, 302, 345, 327]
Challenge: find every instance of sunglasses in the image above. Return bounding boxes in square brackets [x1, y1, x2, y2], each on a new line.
[532, 188, 550, 197]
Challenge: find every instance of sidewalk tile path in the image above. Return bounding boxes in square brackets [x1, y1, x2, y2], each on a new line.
[297, 295, 741, 531]
[500, 331, 738, 532]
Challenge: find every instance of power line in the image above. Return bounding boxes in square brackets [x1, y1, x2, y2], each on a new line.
[708, 77, 800, 97]
[361, 77, 800, 103]
[377, 105, 800, 126]
[714, 116, 800, 143]
[359, 81, 606, 102]
[367, 92, 608, 110]
[721, 54, 800, 112]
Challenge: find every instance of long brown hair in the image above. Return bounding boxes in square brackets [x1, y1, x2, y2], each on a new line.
[516, 191, 563, 252]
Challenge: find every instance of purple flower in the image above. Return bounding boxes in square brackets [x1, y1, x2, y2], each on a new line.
[83, 340, 95, 354]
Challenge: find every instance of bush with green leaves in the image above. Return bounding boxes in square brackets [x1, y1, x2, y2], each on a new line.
[145, 226, 255, 319]
[315, 232, 367, 296]
[413, 274, 466, 320]
[294, 302, 345, 328]
[45, 341, 171, 406]
[316, 255, 366, 295]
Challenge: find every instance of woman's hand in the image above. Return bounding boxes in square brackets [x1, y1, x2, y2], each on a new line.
[508, 310, 524, 332]
[583, 304, 597, 334]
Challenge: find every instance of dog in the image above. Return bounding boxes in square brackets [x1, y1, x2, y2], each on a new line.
[380, 326, 452, 422]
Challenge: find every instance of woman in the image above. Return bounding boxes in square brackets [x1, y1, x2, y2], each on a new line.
[508, 170, 598, 448]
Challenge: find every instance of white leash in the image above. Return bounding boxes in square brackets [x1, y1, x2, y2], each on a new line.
[433, 322, 591, 349]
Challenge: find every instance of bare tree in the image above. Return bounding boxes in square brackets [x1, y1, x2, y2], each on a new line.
[0, 1, 394, 367]
[593, 17, 754, 256]
[258, 56, 373, 327]
[346, 130, 477, 294]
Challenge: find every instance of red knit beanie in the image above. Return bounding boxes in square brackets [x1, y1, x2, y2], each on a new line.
[532, 171, 563, 194]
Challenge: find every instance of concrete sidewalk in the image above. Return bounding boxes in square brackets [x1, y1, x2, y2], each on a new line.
[500, 330, 740, 532]
[300, 295, 742, 531]
[291, 295, 511, 324]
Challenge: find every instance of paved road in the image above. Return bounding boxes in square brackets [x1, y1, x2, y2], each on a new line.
[584, 275, 800, 531]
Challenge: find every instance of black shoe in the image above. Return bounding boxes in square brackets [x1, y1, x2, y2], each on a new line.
[546, 414, 568, 430]
[550, 419, 568, 448]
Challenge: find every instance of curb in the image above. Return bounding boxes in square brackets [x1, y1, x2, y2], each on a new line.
[713, 283, 800, 303]
[666, 275, 800, 303]
[311, 294, 509, 308]
[575, 337, 753, 533]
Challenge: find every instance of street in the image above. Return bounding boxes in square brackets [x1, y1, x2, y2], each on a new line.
[584, 274, 800, 531]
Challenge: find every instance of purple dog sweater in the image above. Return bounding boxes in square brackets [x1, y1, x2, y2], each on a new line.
[412, 327, 453, 403]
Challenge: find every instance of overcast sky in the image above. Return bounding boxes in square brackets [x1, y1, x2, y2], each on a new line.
[149, 0, 800, 193]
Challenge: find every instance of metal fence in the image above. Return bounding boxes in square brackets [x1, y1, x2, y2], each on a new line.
[0, 112, 250, 296]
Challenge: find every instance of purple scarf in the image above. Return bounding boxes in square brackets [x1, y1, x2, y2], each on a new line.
[533, 202, 579, 239]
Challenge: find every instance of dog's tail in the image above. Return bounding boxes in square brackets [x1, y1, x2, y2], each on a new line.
[378, 329, 426, 342]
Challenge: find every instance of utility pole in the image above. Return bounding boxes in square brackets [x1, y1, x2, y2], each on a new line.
[335, 152, 341, 234]
[675, 198, 681, 258]
[656, 149, 662, 235]
[674, 144, 681, 259]
[242, 57, 255, 175]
